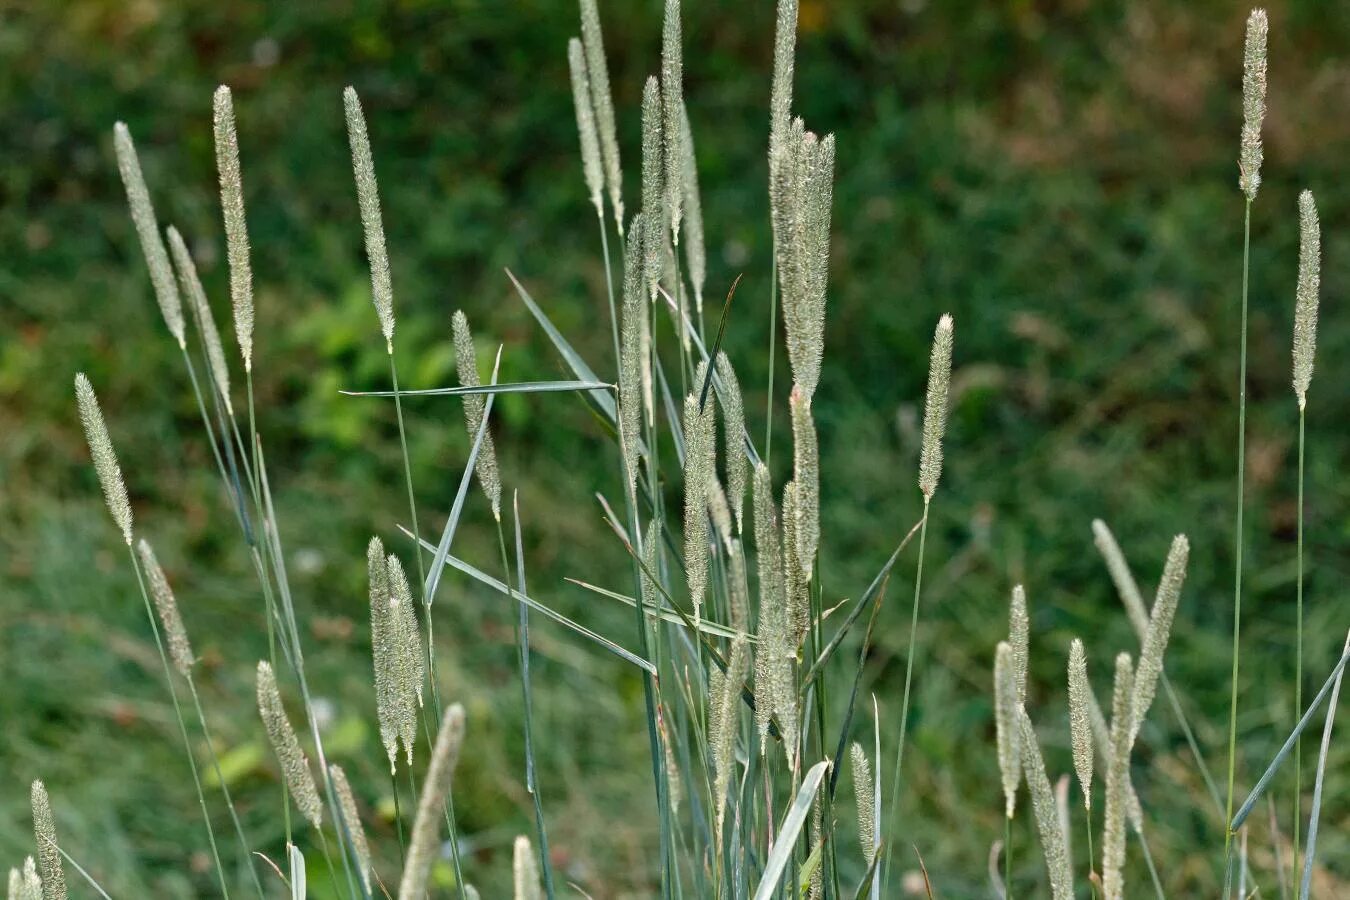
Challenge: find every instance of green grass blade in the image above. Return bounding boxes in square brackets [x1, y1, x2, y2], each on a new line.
[1298, 630, 1350, 900]
[752, 759, 830, 900]
[564, 577, 747, 640]
[340, 380, 612, 398]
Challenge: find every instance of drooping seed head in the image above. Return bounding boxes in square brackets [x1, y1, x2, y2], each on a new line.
[255, 661, 323, 830]
[640, 76, 665, 297]
[112, 123, 184, 348]
[137, 540, 195, 677]
[74, 373, 133, 545]
[578, 0, 623, 229]
[994, 641, 1021, 819]
[30, 780, 65, 900]
[344, 87, 396, 349]
[1292, 189, 1321, 407]
[166, 226, 232, 413]
[789, 386, 819, 581]
[1067, 638, 1094, 810]
[1090, 519, 1149, 639]
[1101, 652, 1135, 900]
[661, 0, 685, 240]
[919, 314, 954, 500]
[679, 102, 706, 308]
[850, 741, 877, 865]
[1130, 534, 1188, 745]
[1009, 584, 1029, 702]
[398, 703, 466, 900]
[329, 765, 372, 895]
[567, 38, 605, 213]
[212, 86, 255, 371]
[1238, 9, 1268, 201]
[512, 835, 542, 900]
[1016, 708, 1074, 900]
[715, 352, 747, 533]
[683, 380, 716, 623]
[452, 310, 502, 520]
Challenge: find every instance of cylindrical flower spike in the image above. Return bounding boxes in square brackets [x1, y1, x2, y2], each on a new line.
[452, 310, 502, 521]
[30, 780, 66, 900]
[112, 123, 184, 348]
[994, 641, 1021, 819]
[578, 0, 623, 229]
[344, 87, 396, 350]
[1238, 8, 1268, 201]
[74, 373, 133, 545]
[1068, 638, 1094, 810]
[918, 314, 954, 501]
[166, 226, 232, 414]
[1292, 190, 1321, 407]
[567, 38, 605, 214]
[212, 86, 255, 371]
[137, 540, 196, 677]
[255, 661, 323, 830]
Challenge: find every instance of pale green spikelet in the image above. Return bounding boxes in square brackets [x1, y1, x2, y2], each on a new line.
[452, 310, 502, 520]
[464, 887, 481, 900]
[1238, 9, 1268, 201]
[166, 226, 232, 413]
[714, 352, 748, 532]
[14, 857, 41, 900]
[641, 518, 663, 615]
[387, 554, 425, 764]
[679, 101, 706, 311]
[918, 313, 954, 500]
[344, 87, 396, 349]
[74, 373, 133, 545]
[727, 538, 751, 634]
[566, 38, 605, 213]
[781, 480, 809, 648]
[618, 214, 646, 487]
[136, 540, 195, 677]
[708, 479, 735, 553]
[661, 713, 682, 817]
[1130, 534, 1188, 745]
[1055, 774, 1072, 871]
[512, 835, 542, 900]
[112, 123, 184, 348]
[808, 792, 824, 900]
[212, 86, 255, 371]
[710, 636, 749, 846]
[850, 741, 876, 865]
[255, 661, 323, 830]
[1292, 189, 1321, 407]
[640, 76, 665, 297]
[752, 464, 796, 758]
[1101, 653, 1135, 900]
[1086, 684, 1144, 833]
[30, 781, 65, 900]
[790, 386, 819, 580]
[684, 379, 716, 623]
[1017, 708, 1074, 900]
[1009, 584, 1029, 702]
[398, 703, 466, 900]
[661, 0, 684, 240]
[329, 765, 373, 895]
[1090, 519, 1149, 638]
[994, 641, 1021, 819]
[368, 538, 401, 771]
[1068, 638, 1094, 810]
[769, 0, 799, 163]
[578, 0, 623, 229]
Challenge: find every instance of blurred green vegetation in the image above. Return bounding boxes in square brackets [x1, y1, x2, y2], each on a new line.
[2, 0, 1349, 895]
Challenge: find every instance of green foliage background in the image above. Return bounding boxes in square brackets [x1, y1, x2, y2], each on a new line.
[2, 0, 1348, 895]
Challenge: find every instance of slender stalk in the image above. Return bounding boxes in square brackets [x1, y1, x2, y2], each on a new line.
[1083, 805, 1097, 900]
[1292, 404, 1305, 881]
[1004, 814, 1012, 898]
[600, 210, 621, 374]
[1224, 199, 1253, 856]
[391, 771, 406, 868]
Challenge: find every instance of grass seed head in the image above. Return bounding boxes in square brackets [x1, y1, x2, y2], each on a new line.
[387, 554, 425, 764]
[679, 102, 706, 307]
[566, 38, 605, 212]
[640, 76, 665, 297]
[715, 352, 748, 533]
[1130, 534, 1188, 745]
[512, 835, 542, 900]
[1016, 708, 1074, 900]
[344, 86, 396, 349]
[850, 741, 876, 864]
[918, 314, 954, 500]
[1101, 652, 1135, 899]
[1068, 638, 1094, 810]
[1238, 8, 1268, 200]
[255, 661, 323, 830]
[74, 373, 133, 545]
[166, 226, 232, 413]
[683, 380, 716, 623]
[1293, 189, 1321, 406]
[661, 0, 685, 240]
[329, 764, 373, 894]
[30, 780, 65, 900]
[1009, 584, 1029, 702]
[368, 538, 402, 770]
[137, 540, 196, 677]
[1090, 519, 1149, 638]
[789, 386, 819, 581]
[994, 641, 1021, 819]
[212, 86, 255, 371]
[452, 310, 502, 520]
[112, 123, 184, 348]
[578, 0, 623, 227]
[399, 703, 466, 900]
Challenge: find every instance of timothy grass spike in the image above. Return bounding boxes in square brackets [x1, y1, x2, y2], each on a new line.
[789, 386, 819, 580]
[994, 641, 1021, 819]
[578, 0, 623, 229]
[752, 463, 793, 751]
[30, 780, 65, 900]
[255, 661, 323, 830]
[918, 314, 954, 500]
[769, 0, 798, 160]
[212, 86, 255, 371]
[452, 310, 503, 520]
[329, 765, 373, 895]
[710, 637, 749, 846]
[1090, 519, 1149, 636]
[661, 0, 684, 240]
[1101, 653, 1134, 900]
[14, 857, 41, 900]
[1068, 638, 1094, 810]
[344, 86, 396, 349]
[640, 76, 665, 297]
[1016, 709, 1074, 900]
[74, 373, 133, 545]
[781, 480, 809, 648]
[136, 540, 195, 677]
[679, 102, 706, 312]
[368, 538, 401, 770]
[715, 352, 747, 532]
[566, 38, 605, 214]
[618, 214, 646, 485]
[1009, 584, 1029, 702]
[1292, 189, 1321, 407]
[513, 835, 543, 900]
[851, 741, 877, 864]
[1130, 534, 1188, 745]
[387, 554, 426, 763]
[398, 703, 466, 900]
[683, 380, 716, 623]
[112, 123, 184, 348]
[1238, 9, 1268, 201]
[166, 226, 232, 412]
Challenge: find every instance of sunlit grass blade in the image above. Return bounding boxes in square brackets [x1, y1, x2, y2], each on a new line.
[752, 759, 831, 900]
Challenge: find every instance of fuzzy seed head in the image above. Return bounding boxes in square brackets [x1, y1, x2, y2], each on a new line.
[30, 781, 65, 900]
[661, 0, 685, 240]
[752, 463, 795, 755]
[1293, 189, 1321, 406]
[512, 835, 542, 900]
[919, 314, 954, 500]
[14, 857, 42, 900]
[708, 479, 734, 552]
[388, 554, 425, 764]
[452, 310, 502, 519]
[709, 637, 749, 846]
[769, 0, 799, 158]
[994, 642, 1021, 819]
[112, 123, 184, 348]
[578, 0, 623, 228]
[137, 540, 195, 677]
[1016, 709, 1074, 900]
[1238, 9, 1268, 200]
[618, 215, 646, 487]
[715, 352, 747, 533]
[166, 227, 232, 413]
[1009, 584, 1029, 702]
[212, 86, 255, 371]
[74, 373, 133, 544]
[850, 742, 877, 864]
[1068, 639, 1094, 810]
[567, 38, 605, 212]
[344, 87, 396, 348]
[679, 102, 706, 307]
[398, 703, 466, 900]
[781, 481, 809, 649]
[683, 380, 716, 623]
[329, 765, 373, 895]
[1101, 653, 1135, 900]
[368, 538, 401, 769]
[789, 386, 819, 581]
[1090, 519, 1149, 639]
[727, 538, 751, 634]
[1130, 534, 1188, 745]
[641, 76, 666, 297]
[641, 518, 663, 615]
[255, 661, 323, 830]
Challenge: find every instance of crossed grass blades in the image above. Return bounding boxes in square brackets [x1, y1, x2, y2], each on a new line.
[17, 2, 1342, 898]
